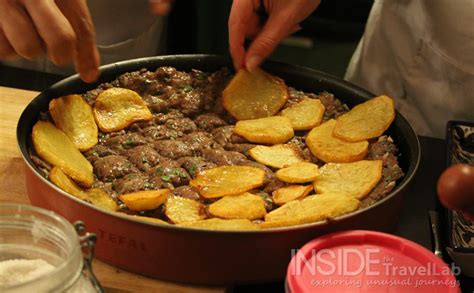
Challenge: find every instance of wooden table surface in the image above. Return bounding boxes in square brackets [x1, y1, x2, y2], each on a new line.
[0, 86, 225, 293]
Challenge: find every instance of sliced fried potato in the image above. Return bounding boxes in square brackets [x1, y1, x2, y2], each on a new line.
[165, 196, 205, 224]
[178, 218, 259, 231]
[49, 94, 98, 151]
[93, 88, 153, 132]
[208, 192, 266, 220]
[260, 193, 360, 228]
[124, 214, 169, 225]
[249, 144, 303, 168]
[234, 116, 294, 144]
[314, 160, 383, 199]
[223, 68, 288, 120]
[306, 119, 368, 163]
[272, 185, 313, 205]
[276, 162, 319, 183]
[119, 189, 170, 211]
[333, 95, 395, 142]
[49, 166, 85, 197]
[85, 188, 119, 212]
[190, 166, 265, 198]
[281, 98, 325, 130]
[32, 121, 94, 187]
[49, 166, 118, 211]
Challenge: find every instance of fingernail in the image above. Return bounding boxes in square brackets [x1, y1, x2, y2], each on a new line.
[246, 55, 261, 72]
[82, 68, 99, 83]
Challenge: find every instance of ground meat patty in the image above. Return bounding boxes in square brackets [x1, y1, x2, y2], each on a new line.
[194, 113, 228, 131]
[126, 145, 162, 171]
[165, 118, 197, 134]
[94, 155, 137, 182]
[154, 140, 194, 159]
[173, 185, 201, 201]
[142, 125, 183, 141]
[113, 173, 147, 194]
[177, 156, 217, 177]
[201, 148, 248, 166]
[211, 126, 247, 146]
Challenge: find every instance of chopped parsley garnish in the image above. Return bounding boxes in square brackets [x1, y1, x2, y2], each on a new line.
[188, 164, 197, 176]
[182, 85, 193, 93]
[123, 138, 134, 146]
[161, 175, 171, 182]
[156, 166, 163, 174]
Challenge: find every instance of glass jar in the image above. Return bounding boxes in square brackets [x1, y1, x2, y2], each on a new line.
[0, 204, 103, 292]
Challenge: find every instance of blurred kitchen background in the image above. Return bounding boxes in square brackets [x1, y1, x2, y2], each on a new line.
[0, 0, 373, 90]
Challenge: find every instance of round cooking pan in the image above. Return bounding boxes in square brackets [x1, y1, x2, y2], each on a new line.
[17, 54, 420, 285]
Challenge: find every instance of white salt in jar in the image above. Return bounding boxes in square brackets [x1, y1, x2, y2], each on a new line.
[0, 204, 103, 292]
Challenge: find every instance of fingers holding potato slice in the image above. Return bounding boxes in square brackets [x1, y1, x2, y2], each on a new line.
[234, 116, 294, 144]
[272, 185, 313, 205]
[223, 68, 288, 120]
[49, 94, 98, 151]
[261, 193, 360, 228]
[165, 196, 205, 224]
[276, 162, 319, 183]
[32, 121, 94, 187]
[190, 166, 266, 198]
[281, 98, 325, 130]
[208, 192, 266, 220]
[249, 144, 304, 169]
[178, 218, 259, 231]
[306, 119, 368, 163]
[119, 189, 170, 211]
[333, 95, 395, 142]
[93, 88, 153, 132]
[314, 160, 383, 199]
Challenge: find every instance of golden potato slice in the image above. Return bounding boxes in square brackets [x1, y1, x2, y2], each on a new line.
[165, 196, 205, 224]
[223, 68, 288, 120]
[333, 95, 395, 142]
[314, 160, 383, 199]
[208, 192, 266, 220]
[93, 88, 153, 132]
[281, 98, 325, 130]
[32, 121, 94, 187]
[190, 166, 265, 198]
[178, 218, 259, 231]
[260, 193, 360, 228]
[49, 94, 98, 151]
[276, 162, 319, 183]
[49, 166, 84, 197]
[306, 119, 368, 163]
[85, 188, 119, 212]
[124, 214, 168, 225]
[49, 167, 118, 211]
[234, 116, 294, 144]
[272, 185, 313, 205]
[119, 189, 170, 211]
[249, 144, 304, 168]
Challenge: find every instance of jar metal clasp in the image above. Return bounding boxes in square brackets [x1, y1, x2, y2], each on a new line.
[74, 221, 104, 293]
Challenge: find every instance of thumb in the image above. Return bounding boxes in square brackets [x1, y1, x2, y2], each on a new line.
[244, 15, 295, 71]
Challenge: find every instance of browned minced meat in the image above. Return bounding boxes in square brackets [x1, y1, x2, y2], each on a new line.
[30, 66, 404, 221]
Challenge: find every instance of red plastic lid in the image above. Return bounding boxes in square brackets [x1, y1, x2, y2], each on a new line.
[287, 230, 460, 293]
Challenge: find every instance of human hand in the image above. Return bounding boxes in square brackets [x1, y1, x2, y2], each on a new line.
[149, 0, 174, 16]
[437, 164, 474, 221]
[228, 0, 321, 71]
[0, 0, 100, 83]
